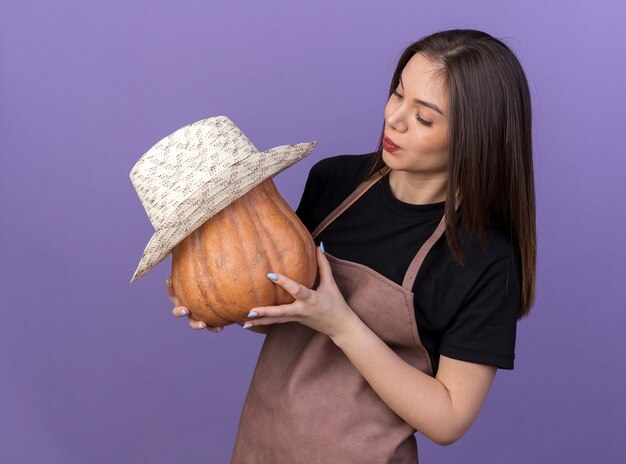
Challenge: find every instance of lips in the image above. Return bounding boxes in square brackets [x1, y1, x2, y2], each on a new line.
[383, 134, 400, 151]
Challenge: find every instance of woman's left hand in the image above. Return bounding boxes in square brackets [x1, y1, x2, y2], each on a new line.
[243, 244, 359, 340]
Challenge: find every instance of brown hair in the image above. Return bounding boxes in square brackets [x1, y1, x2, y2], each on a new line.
[365, 29, 536, 318]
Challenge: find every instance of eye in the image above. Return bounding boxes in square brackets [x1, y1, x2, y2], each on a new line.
[416, 113, 433, 127]
[391, 91, 433, 127]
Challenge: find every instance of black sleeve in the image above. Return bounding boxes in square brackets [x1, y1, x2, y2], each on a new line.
[438, 251, 522, 369]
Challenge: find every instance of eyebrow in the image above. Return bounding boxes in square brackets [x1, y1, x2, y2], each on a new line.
[398, 75, 445, 116]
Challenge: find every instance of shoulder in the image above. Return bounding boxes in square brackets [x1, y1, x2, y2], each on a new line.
[457, 222, 521, 270]
[309, 152, 375, 187]
[296, 152, 376, 233]
[437, 223, 522, 307]
[455, 224, 523, 320]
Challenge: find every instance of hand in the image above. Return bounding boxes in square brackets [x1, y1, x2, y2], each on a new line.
[241, 244, 360, 341]
[165, 276, 224, 333]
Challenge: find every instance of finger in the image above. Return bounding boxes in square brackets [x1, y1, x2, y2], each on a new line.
[186, 315, 223, 333]
[172, 305, 223, 333]
[172, 306, 189, 318]
[246, 303, 300, 320]
[205, 325, 224, 333]
[266, 272, 311, 301]
[165, 276, 180, 306]
[243, 316, 292, 328]
[316, 246, 335, 288]
[187, 315, 207, 330]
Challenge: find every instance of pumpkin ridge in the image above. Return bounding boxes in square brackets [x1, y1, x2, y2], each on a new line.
[219, 205, 238, 314]
[233, 190, 261, 314]
[263, 181, 302, 252]
[222, 197, 262, 320]
[192, 226, 229, 325]
[267, 182, 307, 250]
[238, 188, 269, 309]
[253, 186, 283, 303]
[260, 179, 315, 287]
[250, 181, 292, 303]
[190, 229, 209, 313]
[214, 209, 237, 313]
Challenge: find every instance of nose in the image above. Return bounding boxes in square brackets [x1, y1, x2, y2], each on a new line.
[385, 104, 408, 133]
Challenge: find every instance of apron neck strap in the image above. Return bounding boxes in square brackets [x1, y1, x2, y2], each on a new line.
[401, 194, 460, 290]
[310, 163, 461, 291]
[311, 166, 390, 239]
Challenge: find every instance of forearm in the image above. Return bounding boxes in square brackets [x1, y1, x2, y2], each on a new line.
[331, 315, 460, 446]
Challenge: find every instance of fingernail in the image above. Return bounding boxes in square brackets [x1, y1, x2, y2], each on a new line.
[320, 241, 325, 253]
[166, 277, 171, 286]
[180, 308, 188, 316]
[197, 322, 205, 329]
[247, 311, 258, 318]
[243, 323, 253, 329]
[267, 273, 278, 281]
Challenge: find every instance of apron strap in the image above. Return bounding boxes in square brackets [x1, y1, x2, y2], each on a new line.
[309, 161, 461, 291]
[402, 195, 461, 290]
[311, 166, 390, 239]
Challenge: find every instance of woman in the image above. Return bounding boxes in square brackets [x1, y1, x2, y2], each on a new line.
[166, 28, 536, 462]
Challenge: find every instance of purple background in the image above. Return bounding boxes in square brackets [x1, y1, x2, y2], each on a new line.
[2, 1, 625, 462]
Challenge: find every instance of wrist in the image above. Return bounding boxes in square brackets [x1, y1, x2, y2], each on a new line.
[331, 312, 364, 348]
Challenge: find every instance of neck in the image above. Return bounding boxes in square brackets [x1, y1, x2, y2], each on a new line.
[388, 169, 448, 205]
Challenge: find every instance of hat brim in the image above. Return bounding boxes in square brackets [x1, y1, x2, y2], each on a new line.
[130, 141, 316, 283]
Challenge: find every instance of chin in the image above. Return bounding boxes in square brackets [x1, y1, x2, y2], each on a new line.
[381, 149, 402, 169]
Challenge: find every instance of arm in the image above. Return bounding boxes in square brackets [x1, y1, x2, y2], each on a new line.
[331, 316, 496, 446]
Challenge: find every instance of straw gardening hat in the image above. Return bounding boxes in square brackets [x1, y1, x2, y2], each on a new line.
[129, 115, 317, 283]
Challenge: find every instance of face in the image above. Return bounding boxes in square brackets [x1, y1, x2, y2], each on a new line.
[383, 53, 450, 176]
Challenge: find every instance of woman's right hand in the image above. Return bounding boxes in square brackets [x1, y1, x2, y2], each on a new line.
[165, 276, 224, 333]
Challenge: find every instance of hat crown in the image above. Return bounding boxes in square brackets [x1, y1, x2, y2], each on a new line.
[130, 116, 257, 230]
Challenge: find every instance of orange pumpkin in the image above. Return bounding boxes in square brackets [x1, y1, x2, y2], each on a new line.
[170, 177, 318, 326]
